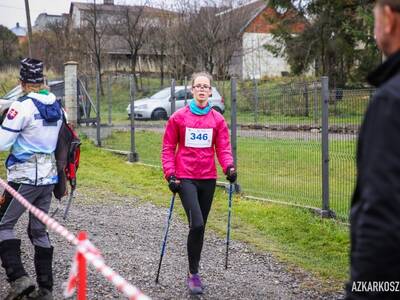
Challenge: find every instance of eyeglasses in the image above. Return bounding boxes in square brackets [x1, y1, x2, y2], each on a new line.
[193, 84, 211, 90]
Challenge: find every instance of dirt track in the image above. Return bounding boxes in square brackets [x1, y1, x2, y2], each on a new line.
[0, 188, 344, 299]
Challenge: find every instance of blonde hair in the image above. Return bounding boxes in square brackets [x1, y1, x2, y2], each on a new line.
[21, 82, 47, 94]
[191, 71, 213, 86]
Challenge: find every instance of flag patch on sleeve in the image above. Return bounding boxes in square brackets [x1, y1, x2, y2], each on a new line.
[7, 109, 18, 120]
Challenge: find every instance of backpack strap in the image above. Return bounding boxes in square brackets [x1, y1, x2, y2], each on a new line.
[57, 99, 68, 123]
[17, 95, 31, 102]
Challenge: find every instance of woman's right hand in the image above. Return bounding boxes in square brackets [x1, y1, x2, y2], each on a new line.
[168, 175, 181, 193]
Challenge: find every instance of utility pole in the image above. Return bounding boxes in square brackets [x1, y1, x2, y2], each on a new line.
[24, 0, 33, 57]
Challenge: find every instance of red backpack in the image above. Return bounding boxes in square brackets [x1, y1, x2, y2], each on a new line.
[54, 114, 81, 200]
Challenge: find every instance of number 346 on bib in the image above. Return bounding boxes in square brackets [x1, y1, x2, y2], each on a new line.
[185, 128, 213, 148]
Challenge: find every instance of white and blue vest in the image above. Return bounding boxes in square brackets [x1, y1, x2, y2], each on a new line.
[0, 91, 62, 185]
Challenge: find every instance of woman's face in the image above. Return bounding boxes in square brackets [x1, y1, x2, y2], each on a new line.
[191, 76, 212, 104]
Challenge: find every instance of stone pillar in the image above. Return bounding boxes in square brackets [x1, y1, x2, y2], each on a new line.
[64, 61, 78, 127]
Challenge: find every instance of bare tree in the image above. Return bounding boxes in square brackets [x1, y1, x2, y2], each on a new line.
[166, 0, 247, 80]
[166, 1, 199, 80]
[147, 7, 176, 87]
[112, 2, 150, 88]
[0, 25, 20, 68]
[79, 0, 108, 94]
[32, 19, 72, 73]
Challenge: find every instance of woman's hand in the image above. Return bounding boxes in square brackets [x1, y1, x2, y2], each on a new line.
[168, 175, 181, 193]
[225, 166, 237, 183]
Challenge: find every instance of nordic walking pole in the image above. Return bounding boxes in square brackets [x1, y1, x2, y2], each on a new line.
[225, 183, 234, 269]
[63, 188, 75, 220]
[155, 193, 176, 283]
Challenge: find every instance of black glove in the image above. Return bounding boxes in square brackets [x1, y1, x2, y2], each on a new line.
[225, 165, 237, 183]
[168, 175, 181, 193]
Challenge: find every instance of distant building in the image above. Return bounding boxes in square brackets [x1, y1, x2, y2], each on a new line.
[218, 0, 305, 79]
[10, 22, 27, 44]
[69, 0, 178, 73]
[34, 13, 68, 31]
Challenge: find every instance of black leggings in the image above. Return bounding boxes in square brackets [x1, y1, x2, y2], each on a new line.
[178, 179, 216, 274]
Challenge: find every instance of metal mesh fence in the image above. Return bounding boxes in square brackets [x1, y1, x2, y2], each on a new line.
[95, 74, 169, 166]
[232, 80, 323, 210]
[328, 88, 372, 220]
[82, 74, 372, 222]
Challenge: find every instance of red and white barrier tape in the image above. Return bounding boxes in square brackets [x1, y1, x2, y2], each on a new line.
[0, 178, 150, 300]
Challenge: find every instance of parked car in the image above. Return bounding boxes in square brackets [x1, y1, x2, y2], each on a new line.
[0, 80, 64, 124]
[126, 86, 225, 120]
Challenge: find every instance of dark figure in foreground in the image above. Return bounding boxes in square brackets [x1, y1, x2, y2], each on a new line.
[346, 1, 400, 299]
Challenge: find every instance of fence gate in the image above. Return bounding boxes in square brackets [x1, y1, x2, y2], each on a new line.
[77, 77, 97, 125]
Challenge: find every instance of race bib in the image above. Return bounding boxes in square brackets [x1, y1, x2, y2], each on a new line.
[185, 127, 213, 148]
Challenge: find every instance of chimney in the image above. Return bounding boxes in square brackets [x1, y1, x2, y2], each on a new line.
[104, 0, 114, 4]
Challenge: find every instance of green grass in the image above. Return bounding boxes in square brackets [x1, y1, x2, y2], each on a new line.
[0, 137, 349, 291]
[0, 68, 20, 96]
[102, 130, 356, 220]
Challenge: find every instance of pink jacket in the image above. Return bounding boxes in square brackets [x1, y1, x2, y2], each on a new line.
[162, 106, 233, 180]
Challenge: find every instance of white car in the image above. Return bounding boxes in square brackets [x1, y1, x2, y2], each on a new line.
[127, 86, 225, 120]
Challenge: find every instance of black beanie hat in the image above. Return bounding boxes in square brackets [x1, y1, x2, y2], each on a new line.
[20, 58, 44, 84]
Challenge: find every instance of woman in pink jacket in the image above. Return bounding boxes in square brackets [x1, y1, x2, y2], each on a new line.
[162, 71, 237, 295]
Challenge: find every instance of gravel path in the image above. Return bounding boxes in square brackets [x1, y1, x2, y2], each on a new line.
[0, 190, 344, 299]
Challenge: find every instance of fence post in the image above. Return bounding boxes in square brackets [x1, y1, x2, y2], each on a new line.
[321, 76, 333, 217]
[84, 77, 91, 127]
[129, 74, 139, 162]
[230, 78, 240, 192]
[96, 72, 101, 147]
[253, 77, 259, 125]
[108, 74, 112, 125]
[313, 82, 318, 124]
[64, 61, 78, 127]
[170, 79, 176, 115]
[304, 82, 309, 117]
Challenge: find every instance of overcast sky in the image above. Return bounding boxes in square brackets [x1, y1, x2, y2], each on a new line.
[0, 0, 153, 29]
[0, 0, 244, 29]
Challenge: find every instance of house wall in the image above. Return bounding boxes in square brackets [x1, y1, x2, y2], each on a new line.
[34, 14, 64, 30]
[232, 6, 306, 79]
[242, 32, 290, 79]
[246, 7, 305, 34]
[71, 7, 81, 28]
[17, 36, 28, 45]
[107, 54, 163, 74]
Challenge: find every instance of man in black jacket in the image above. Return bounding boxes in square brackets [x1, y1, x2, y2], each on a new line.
[346, 1, 400, 299]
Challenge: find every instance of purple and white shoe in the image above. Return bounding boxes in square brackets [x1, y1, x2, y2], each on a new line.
[187, 273, 203, 295]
